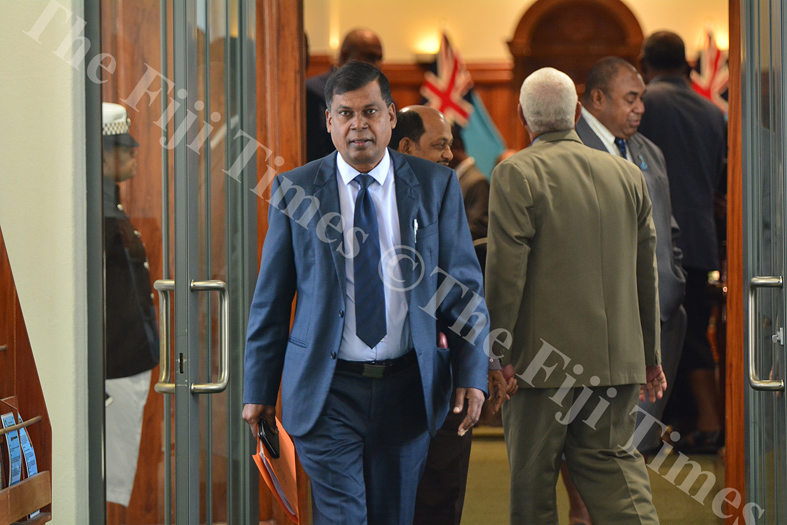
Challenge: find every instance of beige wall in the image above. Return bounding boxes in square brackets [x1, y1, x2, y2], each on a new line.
[305, 0, 729, 62]
[0, 1, 89, 523]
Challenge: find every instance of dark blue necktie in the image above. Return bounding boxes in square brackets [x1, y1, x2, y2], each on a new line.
[353, 174, 387, 349]
[614, 137, 628, 158]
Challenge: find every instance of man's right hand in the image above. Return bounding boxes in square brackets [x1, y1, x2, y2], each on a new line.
[640, 365, 667, 403]
[242, 403, 277, 436]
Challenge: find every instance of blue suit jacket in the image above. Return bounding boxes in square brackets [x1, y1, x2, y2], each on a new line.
[243, 150, 490, 437]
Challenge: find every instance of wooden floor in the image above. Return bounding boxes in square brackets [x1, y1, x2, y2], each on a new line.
[462, 432, 725, 524]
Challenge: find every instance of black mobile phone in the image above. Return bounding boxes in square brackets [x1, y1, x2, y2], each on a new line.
[258, 418, 280, 459]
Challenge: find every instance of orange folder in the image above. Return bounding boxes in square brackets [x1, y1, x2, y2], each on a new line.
[252, 417, 299, 523]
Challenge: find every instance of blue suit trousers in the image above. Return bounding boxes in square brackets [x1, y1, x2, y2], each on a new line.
[292, 362, 431, 525]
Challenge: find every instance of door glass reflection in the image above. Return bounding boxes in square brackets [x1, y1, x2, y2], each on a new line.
[101, 1, 168, 522]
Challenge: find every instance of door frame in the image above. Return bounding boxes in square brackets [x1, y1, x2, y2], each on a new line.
[85, 0, 106, 521]
[87, 0, 260, 522]
[726, 1, 745, 523]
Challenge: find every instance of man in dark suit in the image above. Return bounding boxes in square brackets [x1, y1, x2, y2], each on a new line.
[564, 56, 688, 524]
[389, 104, 511, 525]
[638, 31, 727, 451]
[243, 61, 490, 524]
[448, 126, 490, 244]
[576, 56, 687, 454]
[306, 29, 383, 161]
[102, 102, 160, 508]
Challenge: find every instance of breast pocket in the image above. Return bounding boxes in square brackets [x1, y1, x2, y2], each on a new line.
[415, 221, 439, 259]
[416, 221, 439, 242]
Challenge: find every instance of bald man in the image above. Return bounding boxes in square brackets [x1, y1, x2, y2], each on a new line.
[306, 29, 384, 161]
[390, 105, 512, 525]
[390, 107, 492, 242]
[389, 105, 453, 166]
[338, 29, 383, 68]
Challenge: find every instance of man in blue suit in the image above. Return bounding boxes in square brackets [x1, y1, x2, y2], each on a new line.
[242, 61, 490, 524]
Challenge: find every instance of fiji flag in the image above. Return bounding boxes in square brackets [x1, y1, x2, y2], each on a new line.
[420, 33, 506, 178]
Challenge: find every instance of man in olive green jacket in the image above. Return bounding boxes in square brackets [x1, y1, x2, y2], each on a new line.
[486, 67, 665, 524]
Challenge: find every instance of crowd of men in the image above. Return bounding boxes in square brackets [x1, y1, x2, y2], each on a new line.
[243, 27, 726, 525]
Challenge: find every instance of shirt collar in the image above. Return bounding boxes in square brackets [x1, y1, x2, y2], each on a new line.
[337, 148, 391, 187]
[581, 107, 620, 155]
[455, 156, 476, 180]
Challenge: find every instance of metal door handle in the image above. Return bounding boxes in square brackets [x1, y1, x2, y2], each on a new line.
[153, 279, 175, 394]
[748, 276, 785, 391]
[190, 280, 230, 394]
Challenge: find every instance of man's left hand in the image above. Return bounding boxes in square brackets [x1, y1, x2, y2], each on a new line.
[454, 387, 485, 436]
[502, 364, 519, 396]
[640, 365, 667, 403]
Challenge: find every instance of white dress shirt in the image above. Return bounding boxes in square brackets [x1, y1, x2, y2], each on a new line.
[335, 149, 411, 361]
[581, 107, 630, 161]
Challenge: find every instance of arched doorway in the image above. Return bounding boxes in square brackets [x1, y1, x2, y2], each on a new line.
[507, 0, 644, 148]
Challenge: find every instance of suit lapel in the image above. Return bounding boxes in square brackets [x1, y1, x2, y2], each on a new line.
[575, 115, 607, 152]
[313, 152, 348, 299]
[626, 134, 640, 156]
[626, 136, 649, 172]
[391, 150, 420, 305]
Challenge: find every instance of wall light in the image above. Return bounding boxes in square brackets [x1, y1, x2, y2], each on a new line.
[413, 33, 440, 63]
[715, 31, 729, 51]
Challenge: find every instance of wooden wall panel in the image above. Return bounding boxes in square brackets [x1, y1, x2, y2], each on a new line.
[256, 0, 306, 257]
[255, 1, 310, 522]
[0, 226, 52, 512]
[0, 234, 13, 402]
[725, 0, 744, 521]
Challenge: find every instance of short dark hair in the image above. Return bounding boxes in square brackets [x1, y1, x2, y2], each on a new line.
[324, 60, 393, 110]
[583, 56, 636, 102]
[642, 31, 687, 71]
[389, 109, 425, 149]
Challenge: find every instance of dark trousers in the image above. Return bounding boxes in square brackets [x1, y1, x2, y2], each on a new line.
[292, 362, 431, 525]
[413, 393, 472, 525]
[664, 267, 714, 429]
[635, 305, 687, 453]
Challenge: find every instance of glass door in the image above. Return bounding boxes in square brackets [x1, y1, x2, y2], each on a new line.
[742, 0, 787, 521]
[101, 1, 257, 523]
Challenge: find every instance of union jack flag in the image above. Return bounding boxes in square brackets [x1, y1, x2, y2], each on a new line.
[691, 30, 729, 114]
[420, 33, 475, 126]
